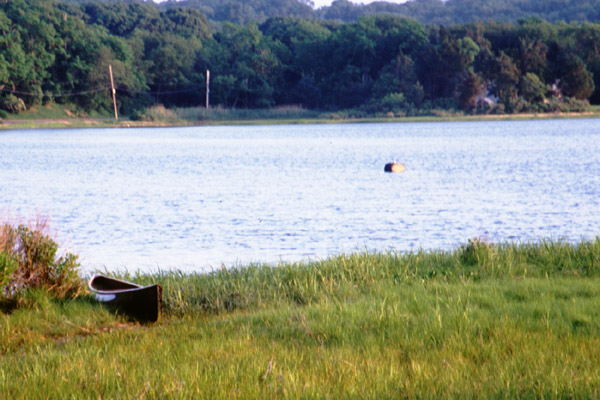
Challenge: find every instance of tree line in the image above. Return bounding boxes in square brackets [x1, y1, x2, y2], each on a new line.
[156, 0, 600, 26]
[1, 0, 599, 117]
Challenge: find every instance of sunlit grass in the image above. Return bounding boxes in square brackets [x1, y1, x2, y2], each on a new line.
[1, 238, 600, 398]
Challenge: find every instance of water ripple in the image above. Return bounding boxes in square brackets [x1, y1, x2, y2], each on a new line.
[1, 119, 599, 272]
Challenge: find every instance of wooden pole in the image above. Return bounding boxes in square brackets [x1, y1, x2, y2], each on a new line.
[206, 69, 210, 109]
[109, 64, 118, 120]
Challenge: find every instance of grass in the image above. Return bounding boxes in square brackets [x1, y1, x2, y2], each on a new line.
[139, 104, 323, 122]
[1, 238, 600, 398]
[2, 103, 600, 130]
[2, 103, 110, 120]
[133, 103, 600, 127]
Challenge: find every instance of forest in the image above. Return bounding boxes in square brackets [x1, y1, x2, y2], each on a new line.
[1, 0, 599, 118]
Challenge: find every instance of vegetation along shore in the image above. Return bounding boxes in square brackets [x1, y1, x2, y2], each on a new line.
[2, 103, 600, 131]
[2, 0, 600, 124]
[2, 220, 600, 398]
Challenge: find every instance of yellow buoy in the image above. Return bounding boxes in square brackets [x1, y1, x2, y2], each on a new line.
[384, 162, 405, 173]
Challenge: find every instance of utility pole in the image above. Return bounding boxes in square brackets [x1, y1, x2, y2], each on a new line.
[206, 69, 210, 109]
[109, 64, 118, 120]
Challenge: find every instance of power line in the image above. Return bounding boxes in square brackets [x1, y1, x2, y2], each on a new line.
[1, 85, 205, 97]
[0, 86, 112, 97]
[117, 85, 204, 95]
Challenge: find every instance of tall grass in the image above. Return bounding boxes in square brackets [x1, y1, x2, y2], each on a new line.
[135, 104, 322, 122]
[119, 237, 600, 316]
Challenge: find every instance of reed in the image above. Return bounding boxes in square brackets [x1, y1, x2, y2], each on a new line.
[120, 238, 600, 316]
[135, 105, 322, 122]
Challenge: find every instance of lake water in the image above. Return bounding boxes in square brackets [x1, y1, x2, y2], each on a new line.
[1, 119, 599, 272]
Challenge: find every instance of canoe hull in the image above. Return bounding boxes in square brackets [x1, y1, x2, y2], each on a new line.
[89, 275, 162, 323]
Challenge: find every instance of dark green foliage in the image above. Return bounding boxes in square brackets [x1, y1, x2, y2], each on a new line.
[520, 72, 546, 103]
[0, 0, 146, 114]
[153, 0, 600, 26]
[314, 0, 600, 25]
[494, 52, 521, 111]
[163, 0, 315, 25]
[561, 56, 596, 99]
[81, 2, 161, 37]
[1, 0, 599, 115]
[457, 71, 485, 110]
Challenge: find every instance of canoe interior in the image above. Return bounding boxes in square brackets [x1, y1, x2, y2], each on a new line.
[89, 274, 141, 291]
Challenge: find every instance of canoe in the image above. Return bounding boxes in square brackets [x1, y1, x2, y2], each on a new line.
[88, 274, 162, 323]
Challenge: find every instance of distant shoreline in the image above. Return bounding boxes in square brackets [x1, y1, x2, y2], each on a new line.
[2, 110, 600, 130]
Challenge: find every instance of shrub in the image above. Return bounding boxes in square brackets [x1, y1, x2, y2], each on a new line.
[0, 94, 26, 113]
[0, 219, 83, 307]
[135, 104, 179, 122]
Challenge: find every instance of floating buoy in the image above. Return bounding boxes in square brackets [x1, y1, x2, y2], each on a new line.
[384, 162, 405, 173]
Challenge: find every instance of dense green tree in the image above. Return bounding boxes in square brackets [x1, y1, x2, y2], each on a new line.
[319, 0, 360, 21]
[167, 0, 314, 24]
[57, 23, 145, 113]
[139, 31, 203, 106]
[2, 0, 599, 115]
[493, 52, 521, 111]
[198, 23, 282, 107]
[517, 38, 547, 77]
[560, 55, 595, 99]
[520, 72, 546, 103]
[260, 17, 332, 48]
[259, 17, 333, 105]
[154, 0, 600, 26]
[314, 0, 600, 25]
[371, 16, 428, 70]
[0, 0, 145, 113]
[416, 26, 479, 102]
[81, 2, 161, 36]
[371, 53, 424, 107]
[457, 71, 485, 110]
[571, 22, 600, 103]
[162, 8, 212, 39]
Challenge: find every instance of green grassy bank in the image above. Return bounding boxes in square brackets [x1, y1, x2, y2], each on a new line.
[2, 103, 600, 130]
[2, 238, 600, 398]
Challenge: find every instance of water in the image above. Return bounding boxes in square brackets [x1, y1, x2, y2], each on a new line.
[1, 119, 599, 272]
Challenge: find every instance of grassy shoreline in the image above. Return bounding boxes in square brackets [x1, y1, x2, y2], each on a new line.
[2, 238, 600, 398]
[2, 104, 600, 130]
